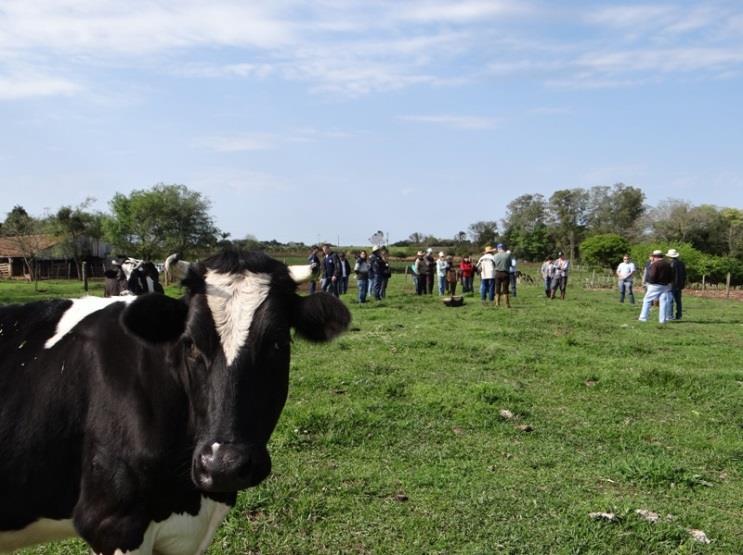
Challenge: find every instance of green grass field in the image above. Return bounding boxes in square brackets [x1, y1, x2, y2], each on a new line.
[4, 272, 742, 554]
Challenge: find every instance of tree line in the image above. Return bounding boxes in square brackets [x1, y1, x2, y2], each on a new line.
[399, 183, 743, 283]
[2, 182, 742, 283]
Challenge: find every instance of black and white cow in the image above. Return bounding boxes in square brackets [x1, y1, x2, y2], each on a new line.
[104, 258, 164, 297]
[0, 250, 350, 554]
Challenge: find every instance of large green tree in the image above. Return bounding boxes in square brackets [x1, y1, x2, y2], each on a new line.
[502, 194, 552, 260]
[103, 184, 220, 259]
[468, 221, 499, 248]
[548, 188, 588, 261]
[580, 233, 629, 268]
[52, 199, 106, 279]
[1, 206, 52, 286]
[585, 183, 645, 240]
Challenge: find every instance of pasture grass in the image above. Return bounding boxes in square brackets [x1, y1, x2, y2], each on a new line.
[4, 273, 742, 554]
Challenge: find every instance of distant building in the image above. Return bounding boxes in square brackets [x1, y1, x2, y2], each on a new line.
[0, 234, 112, 279]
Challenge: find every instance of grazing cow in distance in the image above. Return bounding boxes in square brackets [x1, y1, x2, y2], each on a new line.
[103, 258, 164, 297]
[0, 249, 351, 554]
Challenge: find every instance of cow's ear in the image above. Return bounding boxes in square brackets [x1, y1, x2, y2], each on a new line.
[121, 293, 188, 343]
[292, 293, 351, 342]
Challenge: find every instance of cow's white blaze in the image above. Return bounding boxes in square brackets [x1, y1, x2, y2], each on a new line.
[205, 270, 272, 366]
[44, 296, 137, 349]
[0, 518, 76, 551]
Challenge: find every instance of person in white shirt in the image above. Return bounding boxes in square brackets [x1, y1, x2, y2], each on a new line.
[477, 246, 497, 304]
[616, 254, 636, 304]
[550, 252, 570, 299]
[540, 256, 555, 297]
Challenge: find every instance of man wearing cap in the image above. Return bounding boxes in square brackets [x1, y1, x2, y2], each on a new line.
[616, 254, 636, 304]
[493, 244, 512, 308]
[638, 250, 673, 323]
[414, 251, 427, 295]
[476, 246, 497, 304]
[667, 248, 686, 320]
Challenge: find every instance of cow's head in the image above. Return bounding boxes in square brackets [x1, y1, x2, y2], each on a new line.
[119, 250, 350, 492]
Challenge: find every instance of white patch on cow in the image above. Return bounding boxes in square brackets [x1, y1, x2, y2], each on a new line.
[0, 518, 76, 552]
[145, 276, 155, 293]
[205, 269, 272, 365]
[122, 497, 230, 555]
[44, 296, 137, 349]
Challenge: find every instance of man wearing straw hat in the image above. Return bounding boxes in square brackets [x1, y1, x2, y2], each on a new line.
[476, 246, 497, 305]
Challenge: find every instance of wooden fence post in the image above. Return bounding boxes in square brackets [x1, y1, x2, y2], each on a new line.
[702, 275, 706, 290]
[82, 261, 89, 292]
[726, 272, 731, 299]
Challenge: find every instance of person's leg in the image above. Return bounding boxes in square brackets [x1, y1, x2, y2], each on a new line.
[480, 278, 487, 301]
[619, 280, 625, 303]
[658, 287, 671, 323]
[628, 281, 635, 304]
[673, 289, 682, 319]
[639, 284, 660, 321]
[358, 279, 368, 303]
[560, 276, 568, 299]
[510, 273, 517, 297]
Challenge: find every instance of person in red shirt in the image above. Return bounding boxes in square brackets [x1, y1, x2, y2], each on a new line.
[459, 255, 475, 294]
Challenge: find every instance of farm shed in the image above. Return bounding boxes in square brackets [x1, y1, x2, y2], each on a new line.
[0, 234, 111, 279]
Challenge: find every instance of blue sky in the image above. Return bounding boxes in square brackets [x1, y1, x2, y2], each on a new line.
[1, 0, 742, 245]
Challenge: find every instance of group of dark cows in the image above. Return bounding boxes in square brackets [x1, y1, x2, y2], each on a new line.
[0, 250, 350, 554]
[103, 258, 164, 297]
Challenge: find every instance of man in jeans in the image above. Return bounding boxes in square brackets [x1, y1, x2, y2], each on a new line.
[493, 244, 512, 308]
[639, 250, 673, 323]
[616, 254, 636, 304]
[476, 246, 496, 304]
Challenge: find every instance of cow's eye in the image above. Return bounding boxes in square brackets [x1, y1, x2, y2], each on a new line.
[183, 338, 200, 359]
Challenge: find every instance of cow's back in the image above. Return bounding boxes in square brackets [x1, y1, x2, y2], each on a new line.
[0, 300, 95, 531]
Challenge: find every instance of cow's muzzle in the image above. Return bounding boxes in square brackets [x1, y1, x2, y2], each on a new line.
[192, 441, 272, 492]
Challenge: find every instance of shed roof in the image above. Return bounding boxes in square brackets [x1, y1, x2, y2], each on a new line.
[0, 234, 62, 257]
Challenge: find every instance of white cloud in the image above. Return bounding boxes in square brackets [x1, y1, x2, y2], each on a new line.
[399, 114, 498, 129]
[197, 134, 277, 153]
[397, 1, 529, 23]
[0, 1, 294, 54]
[576, 47, 743, 74]
[197, 127, 354, 152]
[174, 63, 275, 79]
[0, 72, 81, 99]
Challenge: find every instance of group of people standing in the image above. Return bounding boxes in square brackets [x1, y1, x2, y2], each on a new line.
[307, 244, 689, 323]
[618, 249, 686, 323]
[411, 248, 475, 296]
[475, 244, 518, 307]
[410, 247, 517, 300]
[308, 244, 391, 303]
[539, 253, 570, 299]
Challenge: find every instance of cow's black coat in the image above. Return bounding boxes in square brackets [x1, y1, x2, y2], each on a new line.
[0, 250, 350, 554]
